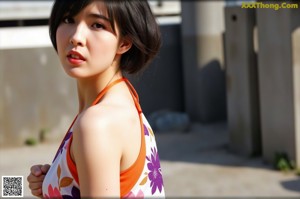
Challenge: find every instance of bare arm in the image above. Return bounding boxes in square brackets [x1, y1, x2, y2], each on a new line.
[72, 108, 123, 198]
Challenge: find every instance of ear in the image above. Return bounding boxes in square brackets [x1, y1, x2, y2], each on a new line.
[116, 36, 132, 55]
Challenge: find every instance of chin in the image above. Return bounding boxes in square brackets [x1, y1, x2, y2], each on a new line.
[62, 67, 83, 78]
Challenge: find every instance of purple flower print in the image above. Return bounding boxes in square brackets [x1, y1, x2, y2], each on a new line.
[62, 186, 80, 199]
[53, 131, 72, 163]
[146, 147, 163, 194]
[144, 125, 149, 136]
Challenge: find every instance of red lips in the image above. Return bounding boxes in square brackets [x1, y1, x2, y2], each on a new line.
[67, 50, 86, 65]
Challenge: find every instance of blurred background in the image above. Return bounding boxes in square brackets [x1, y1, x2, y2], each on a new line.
[1, 0, 300, 197]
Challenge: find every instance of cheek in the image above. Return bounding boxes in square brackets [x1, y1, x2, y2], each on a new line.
[56, 28, 68, 55]
[91, 36, 119, 57]
[90, 42, 117, 68]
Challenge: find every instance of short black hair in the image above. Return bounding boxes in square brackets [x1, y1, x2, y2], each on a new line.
[49, 0, 161, 74]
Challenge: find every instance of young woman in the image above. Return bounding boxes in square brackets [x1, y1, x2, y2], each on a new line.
[27, 0, 164, 198]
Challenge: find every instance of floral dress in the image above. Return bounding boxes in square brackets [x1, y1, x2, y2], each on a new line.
[42, 78, 165, 198]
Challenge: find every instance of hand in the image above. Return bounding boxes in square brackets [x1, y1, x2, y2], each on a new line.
[27, 164, 50, 198]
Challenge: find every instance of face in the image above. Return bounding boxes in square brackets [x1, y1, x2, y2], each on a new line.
[56, 1, 131, 79]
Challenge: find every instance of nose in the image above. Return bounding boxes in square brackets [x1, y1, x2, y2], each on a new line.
[69, 23, 86, 47]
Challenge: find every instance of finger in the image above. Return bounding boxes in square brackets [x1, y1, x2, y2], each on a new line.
[41, 164, 50, 174]
[31, 188, 43, 197]
[28, 181, 43, 190]
[27, 174, 45, 183]
[30, 165, 43, 176]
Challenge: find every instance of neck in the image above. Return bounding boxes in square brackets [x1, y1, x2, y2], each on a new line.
[76, 68, 123, 113]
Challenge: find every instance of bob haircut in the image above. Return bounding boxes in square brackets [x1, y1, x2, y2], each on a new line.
[49, 0, 161, 74]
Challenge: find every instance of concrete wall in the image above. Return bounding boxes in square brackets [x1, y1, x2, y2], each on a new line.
[257, 8, 300, 166]
[224, 6, 261, 156]
[292, 27, 300, 169]
[128, 23, 184, 116]
[0, 46, 78, 147]
[181, 1, 227, 123]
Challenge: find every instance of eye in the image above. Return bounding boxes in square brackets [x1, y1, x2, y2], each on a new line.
[62, 16, 74, 24]
[92, 23, 105, 29]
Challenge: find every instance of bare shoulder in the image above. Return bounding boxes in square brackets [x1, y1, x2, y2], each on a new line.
[70, 104, 125, 169]
[72, 101, 139, 147]
[75, 105, 118, 136]
[73, 105, 121, 147]
[71, 94, 141, 174]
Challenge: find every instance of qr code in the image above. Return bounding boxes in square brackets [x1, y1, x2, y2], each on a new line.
[2, 176, 23, 197]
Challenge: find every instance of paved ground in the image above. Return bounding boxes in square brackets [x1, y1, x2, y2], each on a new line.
[1, 122, 300, 198]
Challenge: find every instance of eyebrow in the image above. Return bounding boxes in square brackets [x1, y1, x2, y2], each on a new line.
[88, 13, 111, 22]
